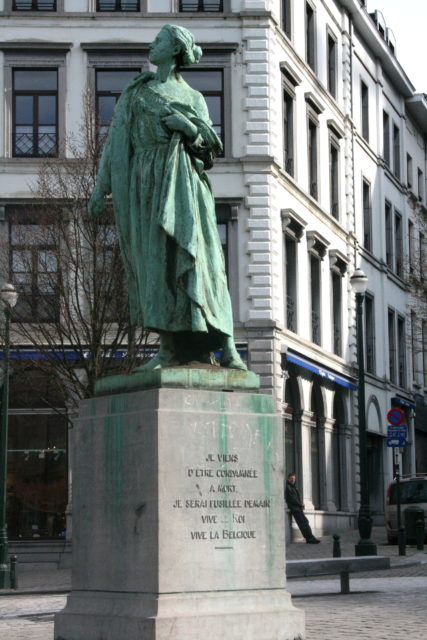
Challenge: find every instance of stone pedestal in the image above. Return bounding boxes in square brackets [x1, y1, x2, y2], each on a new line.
[54, 377, 304, 640]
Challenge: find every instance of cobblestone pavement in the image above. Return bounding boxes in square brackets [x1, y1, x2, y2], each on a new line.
[1, 526, 426, 639]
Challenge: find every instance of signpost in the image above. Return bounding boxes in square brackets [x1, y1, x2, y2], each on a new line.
[386, 418, 407, 556]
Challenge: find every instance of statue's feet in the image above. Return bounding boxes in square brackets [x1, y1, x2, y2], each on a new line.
[134, 334, 179, 371]
[220, 342, 247, 370]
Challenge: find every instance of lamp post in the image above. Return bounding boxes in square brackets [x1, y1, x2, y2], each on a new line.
[0, 283, 18, 588]
[351, 268, 377, 557]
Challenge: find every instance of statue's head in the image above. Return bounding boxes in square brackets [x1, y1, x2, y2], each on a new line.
[149, 24, 202, 69]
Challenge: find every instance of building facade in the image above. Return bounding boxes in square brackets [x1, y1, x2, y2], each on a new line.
[0, 0, 426, 542]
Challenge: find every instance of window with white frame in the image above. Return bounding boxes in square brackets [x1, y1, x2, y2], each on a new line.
[327, 32, 337, 98]
[361, 80, 369, 142]
[305, 1, 316, 72]
[362, 179, 372, 251]
[281, 0, 292, 39]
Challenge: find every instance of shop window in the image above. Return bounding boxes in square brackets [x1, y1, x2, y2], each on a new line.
[7, 366, 67, 541]
[96, 69, 140, 137]
[97, 0, 140, 10]
[179, 1, 223, 10]
[12, 0, 56, 8]
[361, 81, 369, 142]
[181, 68, 224, 150]
[13, 69, 58, 157]
[9, 215, 59, 323]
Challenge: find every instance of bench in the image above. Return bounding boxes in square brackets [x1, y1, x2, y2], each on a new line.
[286, 556, 391, 594]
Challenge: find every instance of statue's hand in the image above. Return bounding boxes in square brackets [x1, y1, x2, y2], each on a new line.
[162, 112, 197, 140]
[88, 188, 106, 218]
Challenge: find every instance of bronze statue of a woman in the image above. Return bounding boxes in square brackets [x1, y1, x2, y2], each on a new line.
[89, 25, 245, 371]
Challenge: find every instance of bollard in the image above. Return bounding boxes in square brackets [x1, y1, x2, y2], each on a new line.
[398, 526, 406, 556]
[333, 534, 341, 558]
[415, 518, 425, 551]
[10, 555, 18, 590]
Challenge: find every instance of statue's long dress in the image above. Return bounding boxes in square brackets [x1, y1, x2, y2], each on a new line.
[96, 74, 234, 351]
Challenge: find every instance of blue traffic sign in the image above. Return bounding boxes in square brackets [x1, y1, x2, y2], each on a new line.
[387, 436, 407, 447]
[387, 424, 407, 447]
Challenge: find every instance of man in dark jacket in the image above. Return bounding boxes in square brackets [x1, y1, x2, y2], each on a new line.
[285, 473, 320, 544]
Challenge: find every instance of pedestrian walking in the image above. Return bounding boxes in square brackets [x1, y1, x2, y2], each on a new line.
[285, 473, 320, 544]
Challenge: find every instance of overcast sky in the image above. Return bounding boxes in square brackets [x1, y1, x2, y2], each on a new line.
[367, 0, 426, 93]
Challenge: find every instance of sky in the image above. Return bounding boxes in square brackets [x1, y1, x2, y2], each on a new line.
[367, 0, 426, 93]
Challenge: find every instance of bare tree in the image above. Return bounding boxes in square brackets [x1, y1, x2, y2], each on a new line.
[1, 91, 151, 413]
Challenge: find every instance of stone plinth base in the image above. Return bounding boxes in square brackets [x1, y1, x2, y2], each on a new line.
[55, 590, 304, 640]
[54, 384, 304, 640]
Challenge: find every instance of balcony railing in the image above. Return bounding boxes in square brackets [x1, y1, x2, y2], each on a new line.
[179, 1, 223, 11]
[286, 295, 296, 332]
[333, 325, 341, 356]
[14, 132, 57, 157]
[97, 0, 140, 10]
[311, 310, 321, 345]
[13, 0, 56, 8]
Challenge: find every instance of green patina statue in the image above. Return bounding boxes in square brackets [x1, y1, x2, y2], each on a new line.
[89, 24, 245, 371]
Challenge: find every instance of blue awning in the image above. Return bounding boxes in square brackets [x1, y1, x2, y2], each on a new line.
[285, 351, 357, 390]
[391, 396, 415, 410]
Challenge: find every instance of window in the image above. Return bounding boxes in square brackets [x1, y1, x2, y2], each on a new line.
[418, 168, 424, 201]
[423, 321, 427, 388]
[216, 201, 239, 315]
[327, 33, 337, 98]
[397, 315, 406, 387]
[285, 236, 297, 332]
[361, 81, 369, 142]
[96, 224, 126, 323]
[13, 69, 58, 157]
[179, 1, 223, 10]
[329, 137, 339, 218]
[420, 232, 425, 280]
[365, 293, 375, 373]
[308, 118, 318, 199]
[331, 271, 342, 355]
[310, 255, 321, 345]
[283, 87, 294, 176]
[383, 111, 390, 165]
[393, 124, 400, 179]
[408, 220, 414, 274]
[362, 179, 372, 251]
[411, 311, 417, 382]
[305, 2, 316, 71]
[385, 201, 393, 269]
[181, 69, 224, 149]
[388, 308, 396, 383]
[96, 69, 140, 137]
[395, 211, 403, 277]
[281, 0, 292, 39]
[407, 153, 413, 188]
[12, 0, 56, 8]
[9, 216, 59, 323]
[97, 0, 140, 10]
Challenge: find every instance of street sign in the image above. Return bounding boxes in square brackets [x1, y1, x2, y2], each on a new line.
[387, 424, 407, 447]
[387, 408, 405, 426]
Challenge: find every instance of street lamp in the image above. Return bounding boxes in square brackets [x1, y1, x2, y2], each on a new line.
[350, 268, 377, 556]
[0, 283, 18, 588]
